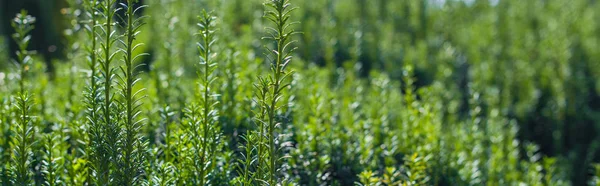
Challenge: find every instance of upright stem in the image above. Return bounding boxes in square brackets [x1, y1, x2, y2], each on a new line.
[11, 11, 36, 186]
[123, 1, 135, 185]
[197, 12, 217, 185]
[100, 0, 114, 183]
[264, 1, 295, 184]
[199, 25, 210, 185]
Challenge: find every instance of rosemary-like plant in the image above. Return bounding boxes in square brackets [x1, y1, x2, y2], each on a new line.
[82, 1, 112, 185]
[253, 76, 270, 182]
[11, 92, 34, 185]
[41, 134, 62, 186]
[182, 10, 220, 185]
[115, 0, 148, 185]
[9, 10, 36, 186]
[97, 0, 120, 183]
[235, 133, 258, 185]
[197, 10, 220, 185]
[82, 0, 103, 184]
[0, 1, 582, 185]
[11, 10, 35, 95]
[260, 0, 298, 184]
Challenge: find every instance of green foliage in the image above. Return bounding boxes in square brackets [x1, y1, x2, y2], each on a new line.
[82, 0, 105, 185]
[257, 0, 298, 184]
[178, 10, 222, 185]
[235, 133, 258, 185]
[41, 134, 63, 186]
[82, 0, 101, 184]
[3, 0, 600, 185]
[8, 10, 37, 186]
[11, 10, 36, 94]
[115, 0, 148, 185]
[95, 0, 122, 184]
[11, 92, 35, 185]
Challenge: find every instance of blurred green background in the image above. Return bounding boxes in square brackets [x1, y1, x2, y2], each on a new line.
[0, 0, 69, 71]
[1, 0, 600, 185]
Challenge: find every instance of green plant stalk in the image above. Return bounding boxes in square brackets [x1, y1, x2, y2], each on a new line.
[82, 0, 105, 185]
[123, 2, 135, 183]
[86, 0, 98, 133]
[123, 3, 135, 184]
[254, 77, 269, 182]
[199, 24, 210, 186]
[184, 104, 203, 184]
[238, 133, 257, 185]
[102, 0, 113, 127]
[12, 92, 34, 185]
[119, 0, 147, 184]
[263, 0, 297, 184]
[197, 11, 218, 185]
[98, 0, 119, 183]
[42, 134, 60, 186]
[12, 11, 35, 96]
[10, 10, 36, 185]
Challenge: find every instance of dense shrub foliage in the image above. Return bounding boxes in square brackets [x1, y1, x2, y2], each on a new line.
[0, 0, 599, 185]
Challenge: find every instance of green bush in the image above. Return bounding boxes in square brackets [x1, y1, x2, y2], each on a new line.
[0, 0, 598, 185]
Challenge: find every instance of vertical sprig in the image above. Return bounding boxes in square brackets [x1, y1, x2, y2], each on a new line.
[97, 0, 120, 183]
[11, 92, 34, 185]
[9, 10, 36, 186]
[182, 10, 220, 185]
[116, 0, 148, 185]
[82, 0, 103, 185]
[260, 0, 298, 185]
[41, 134, 62, 186]
[235, 133, 258, 185]
[197, 10, 220, 185]
[253, 76, 270, 182]
[256, 0, 296, 185]
[11, 10, 36, 95]
[182, 104, 202, 184]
